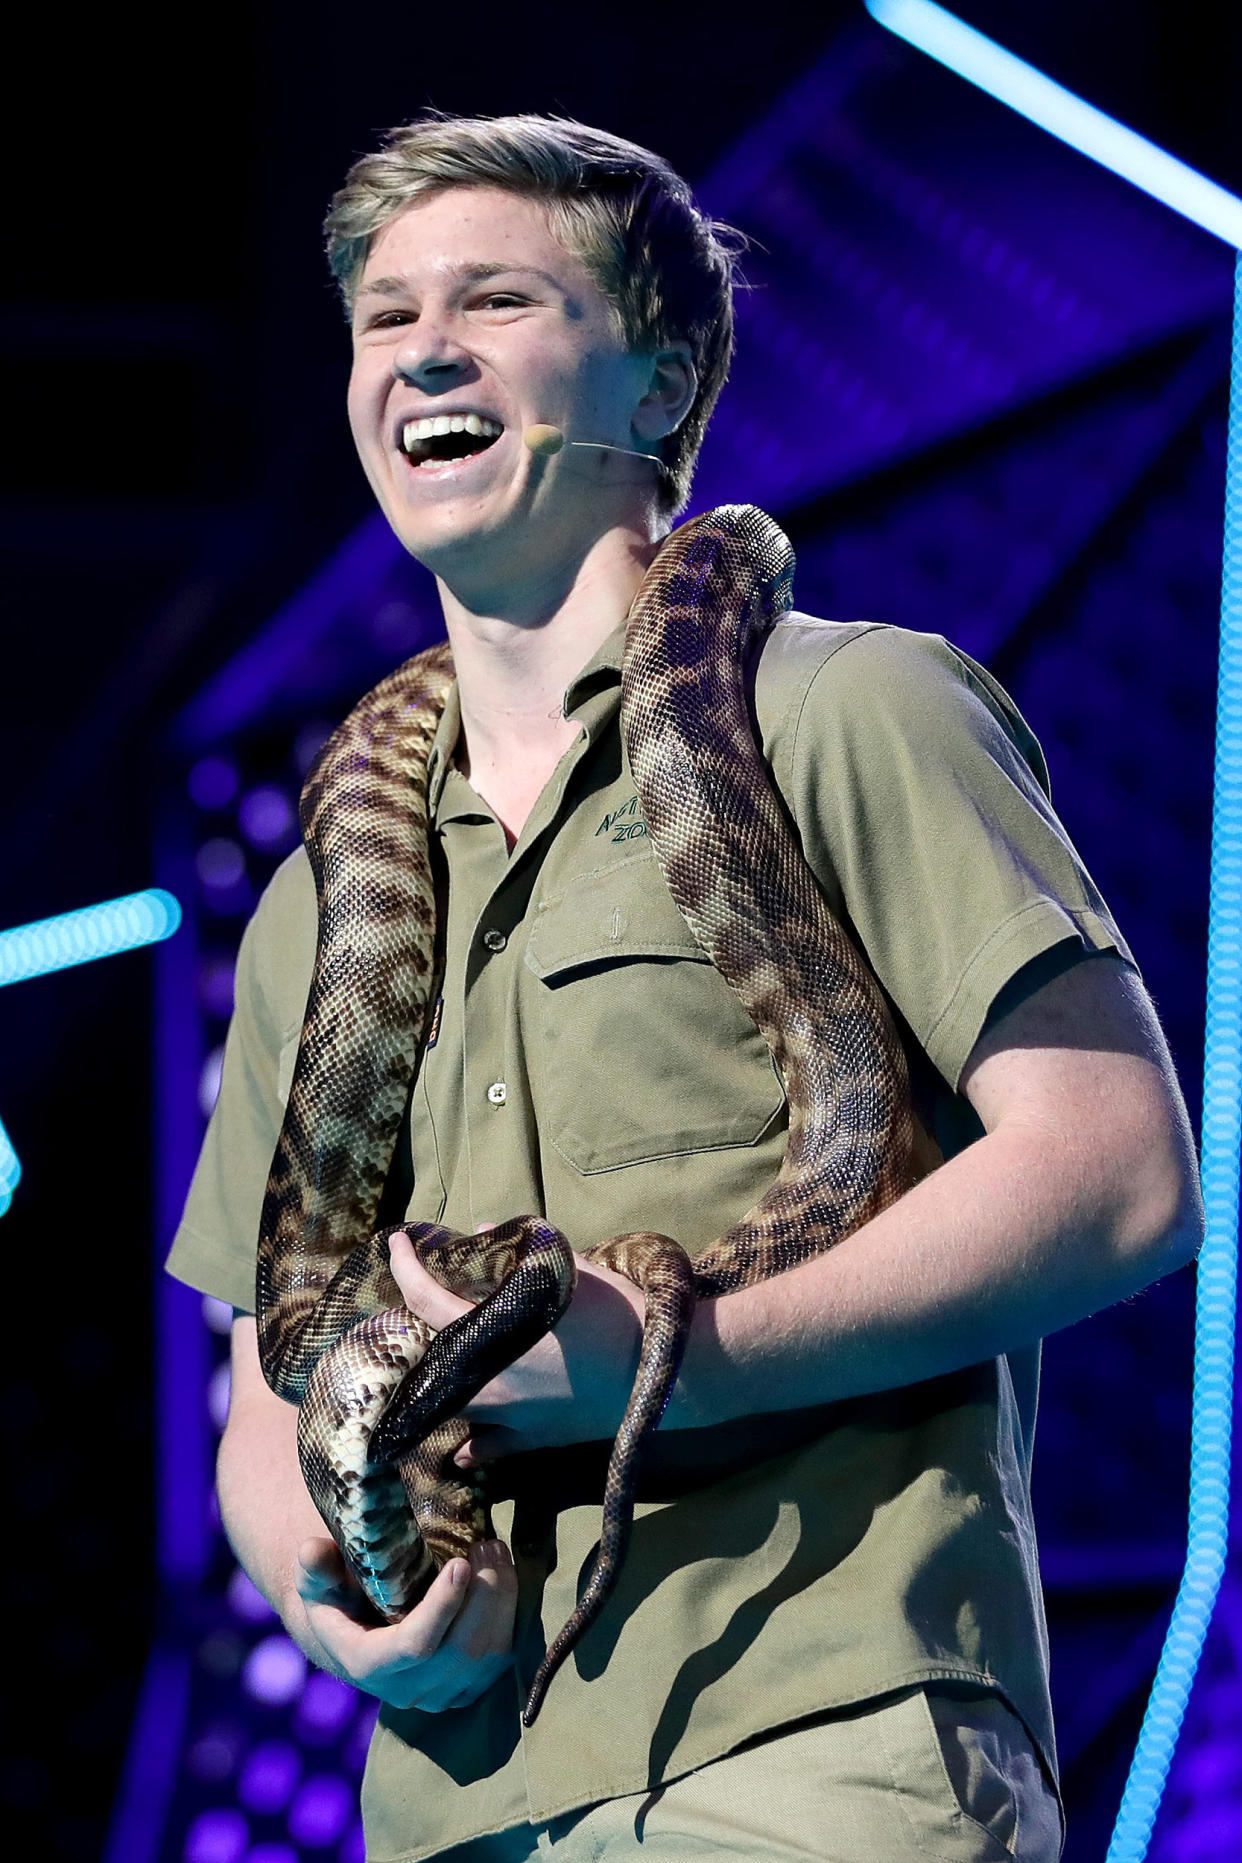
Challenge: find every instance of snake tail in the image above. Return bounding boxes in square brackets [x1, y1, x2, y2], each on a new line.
[521, 1236, 697, 1726]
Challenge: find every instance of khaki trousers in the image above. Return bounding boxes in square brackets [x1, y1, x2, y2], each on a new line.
[429, 1683, 1064, 1862]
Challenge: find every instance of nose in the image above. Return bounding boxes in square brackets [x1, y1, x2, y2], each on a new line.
[392, 316, 473, 391]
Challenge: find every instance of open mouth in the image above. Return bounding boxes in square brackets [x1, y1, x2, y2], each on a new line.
[400, 412, 504, 469]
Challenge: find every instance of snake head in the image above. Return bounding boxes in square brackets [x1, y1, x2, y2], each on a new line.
[368, 1233, 577, 1466]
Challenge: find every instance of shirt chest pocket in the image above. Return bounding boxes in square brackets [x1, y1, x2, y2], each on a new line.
[524, 853, 787, 1174]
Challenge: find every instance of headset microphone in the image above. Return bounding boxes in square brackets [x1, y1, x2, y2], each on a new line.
[523, 424, 566, 456]
[523, 424, 668, 475]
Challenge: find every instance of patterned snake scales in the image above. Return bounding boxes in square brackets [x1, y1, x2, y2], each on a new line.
[257, 503, 920, 1726]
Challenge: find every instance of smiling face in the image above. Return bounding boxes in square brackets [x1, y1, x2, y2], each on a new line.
[347, 186, 677, 600]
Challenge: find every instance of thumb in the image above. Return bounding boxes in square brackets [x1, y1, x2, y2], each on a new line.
[452, 1427, 513, 1469]
[388, 1230, 475, 1328]
[295, 1537, 351, 1601]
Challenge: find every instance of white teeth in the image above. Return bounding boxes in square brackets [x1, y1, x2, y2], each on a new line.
[401, 412, 503, 452]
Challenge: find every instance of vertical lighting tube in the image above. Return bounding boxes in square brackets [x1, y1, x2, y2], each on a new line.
[858, 6, 1240, 1856]
[1105, 252, 1242, 1863]
[0, 1115, 21, 1217]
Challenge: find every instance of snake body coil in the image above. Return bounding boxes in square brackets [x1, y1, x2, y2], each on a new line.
[257, 505, 918, 1724]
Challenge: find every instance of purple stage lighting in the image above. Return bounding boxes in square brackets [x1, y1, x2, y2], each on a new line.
[196, 839, 246, 893]
[188, 757, 241, 811]
[184, 1807, 248, 1863]
[287, 1774, 353, 1849]
[198, 1047, 224, 1119]
[241, 1637, 306, 1708]
[238, 786, 295, 853]
[339, 1821, 366, 1863]
[294, 1673, 356, 1742]
[226, 1565, 277, 1627]
[237, 1741, 301, 1815]
[187, 1723, 244, 1786]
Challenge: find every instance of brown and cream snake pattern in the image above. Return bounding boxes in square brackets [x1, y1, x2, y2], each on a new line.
[256, 503, 920, 1725]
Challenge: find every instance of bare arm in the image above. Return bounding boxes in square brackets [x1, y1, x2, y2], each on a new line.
[218, 1314, 518, 1710]
[390, 951, 1204, 1450]
[673, 952, 1203, 1424]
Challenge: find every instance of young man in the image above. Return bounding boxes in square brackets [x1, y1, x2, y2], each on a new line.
[167, 114, 1203, 1861]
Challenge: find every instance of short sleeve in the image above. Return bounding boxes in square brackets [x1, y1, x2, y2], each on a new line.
[765, 621, 1136, 1090]
[164, 849, 317, 1312]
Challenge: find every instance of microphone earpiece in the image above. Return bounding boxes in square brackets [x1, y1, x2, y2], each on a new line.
[522, 424, 668, 475]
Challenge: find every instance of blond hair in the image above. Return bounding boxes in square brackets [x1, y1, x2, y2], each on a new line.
[323, 111, 745, 515]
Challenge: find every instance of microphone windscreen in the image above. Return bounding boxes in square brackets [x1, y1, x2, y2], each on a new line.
[523, 424, 565, 457]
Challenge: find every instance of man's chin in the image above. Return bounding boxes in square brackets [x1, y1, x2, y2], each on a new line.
[381, 474, 496, 547]
[386, 499, 514, 582]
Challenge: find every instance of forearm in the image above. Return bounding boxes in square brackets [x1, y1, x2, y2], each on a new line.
[216, 1317, 519, 1709]
[667, 1112, 1201, 1430]
[217, 1325, 333, 1650]
[219, 1421, 318, 1612]
[384, 956, 1205, 1462]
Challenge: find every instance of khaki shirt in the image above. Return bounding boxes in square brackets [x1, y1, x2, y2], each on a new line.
[168, 614, 1133, 1862]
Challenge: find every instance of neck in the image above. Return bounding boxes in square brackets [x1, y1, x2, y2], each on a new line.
[437, 521, 665, 780]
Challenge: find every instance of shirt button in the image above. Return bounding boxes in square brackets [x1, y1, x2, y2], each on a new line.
[481, 927, 507, 952]
[486, 1080, 508, 1107]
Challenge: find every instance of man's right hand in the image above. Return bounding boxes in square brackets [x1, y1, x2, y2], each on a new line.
[290, 1534, 518, 1712]
[218, 1315, 518, 1716]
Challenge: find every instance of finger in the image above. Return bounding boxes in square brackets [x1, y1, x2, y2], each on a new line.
[304, 1554, 471, 1680]
[295, 1537, 352, 1603]
[452, 1427, 515, 1468]
[295, 1539, 390, 1638]
[388, 1232, 475, 1327]
[443, 1541, 518, 1661]
[382, 1556, 474, 1661]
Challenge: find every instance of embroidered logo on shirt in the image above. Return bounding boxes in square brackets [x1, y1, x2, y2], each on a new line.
[425, 996, 443, 1050]
[595, 794, 648, 843]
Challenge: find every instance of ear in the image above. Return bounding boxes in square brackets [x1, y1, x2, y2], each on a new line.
[632, 343, 698, 445]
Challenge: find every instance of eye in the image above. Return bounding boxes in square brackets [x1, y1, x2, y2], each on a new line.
[476, 293, 528, 310]
[369, 309, 412, 328]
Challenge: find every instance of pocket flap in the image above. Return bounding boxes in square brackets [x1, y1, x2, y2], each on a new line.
[526, 852, 708, 981]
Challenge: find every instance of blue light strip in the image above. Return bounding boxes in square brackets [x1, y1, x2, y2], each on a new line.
[0, 887, 182, 1219]
[0, 1115, 20, 1217]
[1104, 250, 1242, 1863]
[863, 0, 1242, 248]
[0, 888, 181, 987]
[862, 7, 1238, 1856]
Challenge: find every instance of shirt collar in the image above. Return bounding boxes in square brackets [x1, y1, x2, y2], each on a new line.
[425, 617, 629, 818]
[425, 676, 463, 818]
[562, 619, 626, 718]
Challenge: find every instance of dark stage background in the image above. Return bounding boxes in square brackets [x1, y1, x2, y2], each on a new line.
[2, 4, 1240, 1859]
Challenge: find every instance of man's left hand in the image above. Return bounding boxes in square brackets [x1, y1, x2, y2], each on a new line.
[387, 1229, 646, 1466]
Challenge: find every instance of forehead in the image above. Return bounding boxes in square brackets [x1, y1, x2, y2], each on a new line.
[357, 185, 595, 296]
